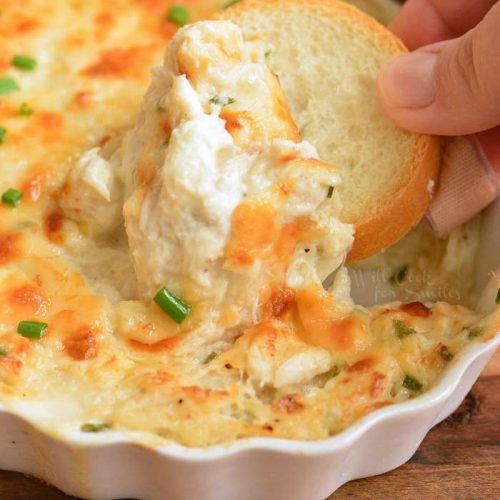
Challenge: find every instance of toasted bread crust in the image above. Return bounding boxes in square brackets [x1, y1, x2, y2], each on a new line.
[219, 0, 441, 261]
[221, 0, 406, 51]
[348, 134, 440, 261]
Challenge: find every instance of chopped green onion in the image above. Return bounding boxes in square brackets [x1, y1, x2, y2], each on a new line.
[11, 54, 37, 71]
[0, 127, 7, 144]
[327, 186, 334, 198]
[17, 320, 48, 339]
[223, 0, 242, 9]
[440, 346, 453, 362]
[402, 375, 422, 392]
[496, 288, 500, 304]
[389, 265, 408, 285]
[264, 49, 272, 58]
[393, 319, 416, 339]
[467, 326, 483, 339]
[166, 5, 190, 26]
[1, 188, 23, 207]
[0, 77, 19, 95]
[328, 365, 340, 378]
[80, 422, 110, 433]
[19, 102, 34, 116]
[154, 287, 191, 324]
[0, 346, 8, 356]
[209, 95, 235, 107]
[204, 351, 218, 364]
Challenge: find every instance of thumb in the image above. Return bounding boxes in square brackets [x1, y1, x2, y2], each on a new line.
[377, 2, 500, 136]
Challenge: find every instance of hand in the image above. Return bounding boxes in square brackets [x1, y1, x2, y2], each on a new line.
[377, 1, 500, 235]
[377, 0, 500, 136]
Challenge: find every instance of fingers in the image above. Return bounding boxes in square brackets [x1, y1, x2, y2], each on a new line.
[377, 2, 500, 136]
[389, 0, 499, 50]
[477, 127, 500, 174]
[389, 0, 454, 50]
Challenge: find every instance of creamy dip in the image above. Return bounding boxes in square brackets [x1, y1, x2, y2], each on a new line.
[0, 5, 498, 448]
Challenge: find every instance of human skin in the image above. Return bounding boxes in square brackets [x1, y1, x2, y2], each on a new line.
[377, 0, 500, 136]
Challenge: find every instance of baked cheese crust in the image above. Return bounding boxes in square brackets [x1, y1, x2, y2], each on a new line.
[0, 0, 498, 448]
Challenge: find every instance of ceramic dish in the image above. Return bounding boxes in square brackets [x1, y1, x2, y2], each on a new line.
[1, 0, 498, 498]
[1, 197, 498, 500]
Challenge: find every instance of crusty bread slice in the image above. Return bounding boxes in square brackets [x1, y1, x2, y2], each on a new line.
[218, 0, 440, 261]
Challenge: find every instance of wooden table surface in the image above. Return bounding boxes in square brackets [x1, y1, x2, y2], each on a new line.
[1, 350, 498, 500]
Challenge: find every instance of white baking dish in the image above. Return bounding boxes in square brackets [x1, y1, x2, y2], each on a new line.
[1, 0, 498, 497]
[0, 198, 498, 500]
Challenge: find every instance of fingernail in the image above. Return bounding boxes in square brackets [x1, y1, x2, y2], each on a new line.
[378, 51, 438, 108]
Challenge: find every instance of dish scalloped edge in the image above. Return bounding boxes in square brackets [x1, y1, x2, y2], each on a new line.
[0, 333, 498, 500]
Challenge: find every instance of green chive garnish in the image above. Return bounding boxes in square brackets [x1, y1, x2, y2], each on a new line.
[12, 54, 37, 71]
[327, 186, 334, 198]
[0, 127, 7, 144]
[19, 102, 34, 116]
[166, 5, 189, 26]
[80, 423, 110, 433]
[440, 346, 453, 362]
[17, 320, 48, 339]
[389, 265, 408, 285]
[0, 77, 19, 95]
[496, 289, 500, 304]
[204, 351, 218, 364]
[0, 346, 8, 356]
[467, 326, 483, 339]
[223, 0, 242, 9]
[209, 95, 235, 107]
[393, 319, 416, 339]
[1, 188, 23, 207]
[328, 365, 340, 378]
[154, 287, 191, 324]
[402, 375, 422, 392]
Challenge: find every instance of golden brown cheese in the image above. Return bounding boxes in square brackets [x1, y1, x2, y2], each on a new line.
[0, 0, 498, 450]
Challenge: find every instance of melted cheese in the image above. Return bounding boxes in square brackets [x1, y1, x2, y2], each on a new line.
[119, 21, 353, 348]
[0, 2, 498, 449]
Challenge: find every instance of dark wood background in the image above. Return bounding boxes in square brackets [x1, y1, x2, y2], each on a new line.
[1, 351, 498, 499]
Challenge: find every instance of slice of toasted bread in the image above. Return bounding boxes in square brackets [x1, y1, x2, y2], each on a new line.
[218, 0, 440, 261]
